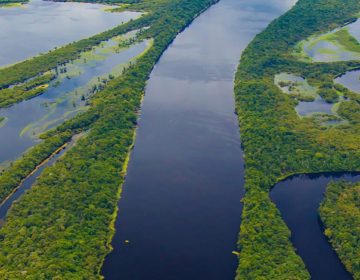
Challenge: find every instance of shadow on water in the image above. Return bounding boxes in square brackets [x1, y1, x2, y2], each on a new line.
[101, 0, 296, 279]
[271, 172, 360, 280]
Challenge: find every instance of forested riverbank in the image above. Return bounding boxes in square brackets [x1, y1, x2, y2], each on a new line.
[234, 0, 360, 278]
[0, 0, 218, 278]
[320, 181, 360, 279]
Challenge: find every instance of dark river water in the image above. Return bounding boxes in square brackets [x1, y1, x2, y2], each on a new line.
[101, 0, 296, 279]
[271, 173, 360, 280]
[0, 0, 140, 66]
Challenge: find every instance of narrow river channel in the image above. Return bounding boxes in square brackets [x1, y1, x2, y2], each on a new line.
[271, 173, 360, 280]
[0, 0, 140, 66]
[101, 0, 296, 279]
[0, 136, 78, 226]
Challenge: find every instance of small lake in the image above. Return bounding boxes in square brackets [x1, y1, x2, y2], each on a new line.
[295, 97, 335, 116]
[302, 19, 360, 62]
[275, 73, 336, 117]
[271, 173, 360, 280]
[335, 69, 360, 94]
[0, 0, 140, 66]
[0, 38, 150, 166]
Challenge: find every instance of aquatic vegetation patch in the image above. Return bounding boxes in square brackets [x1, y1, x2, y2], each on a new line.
[294, 20, 360, 62]
[19, 38, 152, 139]
[275, 73, 344, 119]
[0, 30, 146, 110]
[275, 73, 317, 100]
[0, 117, 7, 128]
[0, 0, 218, 278]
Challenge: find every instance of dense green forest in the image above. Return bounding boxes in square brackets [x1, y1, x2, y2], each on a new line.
[320, 181, 360, 279]
[234, 0, 360, 279]
[0, 0, 217, 278]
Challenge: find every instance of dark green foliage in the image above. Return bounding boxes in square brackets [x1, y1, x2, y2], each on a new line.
[235, 0, 360, 279]
[320, 181, 360, 279]
[0, 132, 72, 203]
[338, 101, 360, 123]
[0, 73, 55, 108]
[0, 0, 217, 278]
[318, 88, 339, 103]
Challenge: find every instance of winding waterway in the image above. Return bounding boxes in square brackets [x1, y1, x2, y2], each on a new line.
[0, 136, 78, 226]
[0, 0, 140, 66]
[101, 0, 296, 279]
[271, 173, 360, 279]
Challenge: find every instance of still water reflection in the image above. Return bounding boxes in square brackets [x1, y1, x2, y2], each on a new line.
[101, 0, 296, 279]
[0, 0, 140, 66]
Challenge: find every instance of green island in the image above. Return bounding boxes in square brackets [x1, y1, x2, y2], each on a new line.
[0, 0, 218, 278]
[234, 0, 360, 278]
[320, 181, 360, 279]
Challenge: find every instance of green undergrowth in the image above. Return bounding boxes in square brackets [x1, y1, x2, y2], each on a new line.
[320, 181, 360, 279]
[235, 0, 360, 279]
[0, 0, 218, 278]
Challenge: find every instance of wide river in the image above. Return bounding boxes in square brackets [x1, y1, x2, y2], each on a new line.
[101, 0, 296, 279]
[0, 0, 140, 66]
[0, 0, 356, 279]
